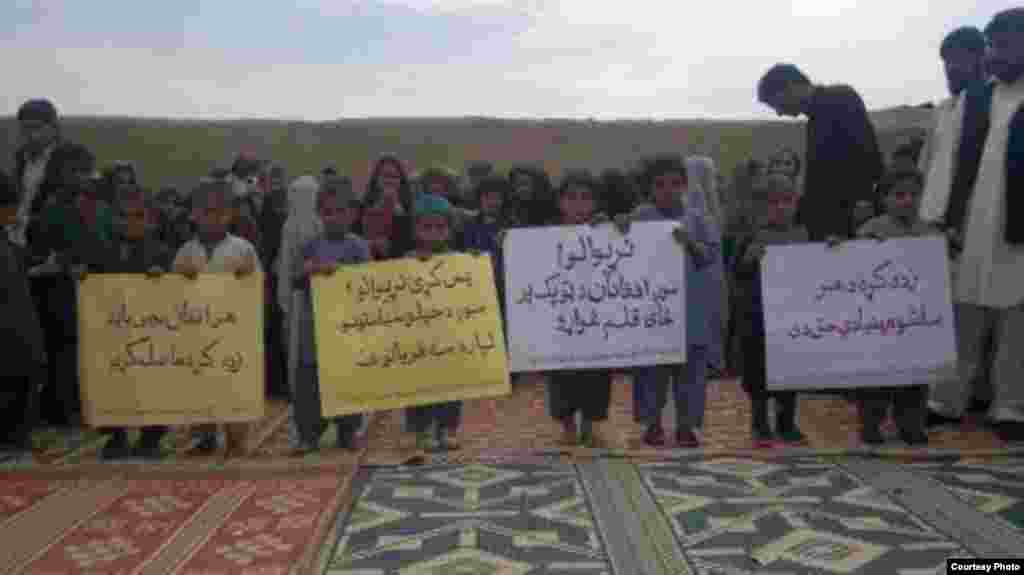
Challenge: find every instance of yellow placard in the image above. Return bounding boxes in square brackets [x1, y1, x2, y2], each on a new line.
[78, 273, 266, 427]
[312, 253, 510, 416]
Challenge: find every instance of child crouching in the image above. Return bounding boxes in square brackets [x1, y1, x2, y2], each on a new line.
[293, 176, 368, 452]
[405, 193, 462, 451]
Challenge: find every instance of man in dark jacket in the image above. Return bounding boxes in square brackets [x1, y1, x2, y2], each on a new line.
[757, 64, 885, 240]
[0, 170, 45, 453]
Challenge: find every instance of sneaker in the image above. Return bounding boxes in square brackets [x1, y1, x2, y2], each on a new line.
[559, 417, 578, 446]
[190, 433, 219, 455]
[777, 426, 806, 444]
[642, 423, 666, 447]
[900, 429, 929, 446]
[132, 442, 165, 460]
[926, 409, 962, 429]
[861, 427, 885, 446]
[101, 432, 132, 460]
[675, 428, 700, 448]
[415, 431, 434, 451]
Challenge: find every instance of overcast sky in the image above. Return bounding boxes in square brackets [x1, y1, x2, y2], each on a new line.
[0, 0, 1008, 121]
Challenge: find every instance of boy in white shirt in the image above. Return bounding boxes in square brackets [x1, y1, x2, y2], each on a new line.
[172, 179, 261, 455]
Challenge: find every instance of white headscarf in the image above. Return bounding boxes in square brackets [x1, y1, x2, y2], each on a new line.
[277, 175, 322, 315]
[685, 156, 722, 226]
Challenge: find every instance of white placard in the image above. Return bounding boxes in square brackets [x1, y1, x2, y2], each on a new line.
[504, 222, 687, 372]
[763, 236, 958, 390]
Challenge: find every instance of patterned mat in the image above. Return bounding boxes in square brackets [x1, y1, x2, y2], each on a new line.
[906, 456, 1024, 531]
[322, 463, 612, 574]
[0, 471, 351, 574]
[635, 457, 968, 574]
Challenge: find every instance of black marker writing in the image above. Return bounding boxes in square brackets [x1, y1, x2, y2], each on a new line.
[355, 331, 499, 368]
[555, 302, 675, 339]
[338, 301, 488, 334]
[556, 234, 637, 272]
[107, 301, 238, 332]
[346, 259, 474, 305]
[517, 269, 680, 308]
[814, 260, 920, 303]
[788, 303, 943, 340]
[108, 336, 244, 375]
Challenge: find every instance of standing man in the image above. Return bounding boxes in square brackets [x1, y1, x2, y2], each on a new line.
[914, 26, 990, 428]
[930, 8, 1024, 441]
[756, 64, 884, 240]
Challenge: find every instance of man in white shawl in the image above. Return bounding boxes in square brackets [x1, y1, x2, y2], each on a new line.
[925, 10, 1024, 442]
[917, 26, 990, 427]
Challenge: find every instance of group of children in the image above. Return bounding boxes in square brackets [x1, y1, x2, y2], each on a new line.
[0, 141, 948, 458]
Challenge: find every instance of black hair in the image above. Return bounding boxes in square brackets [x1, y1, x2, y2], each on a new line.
[986, 8, 1024, 37]
[0, 170, 16, 207]
[877, 167, 924, 198]
[466, 161, 494, 181]
[63, 143, 96, 175]
[16, 99, 58, 125]
[751, 173, 797, 197]
[191, 179, 234, 210]
[941, 27, 987, 59]
[317, 175, 357, 209]
[639, 154, 689, 193]
[600, 168, 637, 218]
[363, 154, 412, 212]
[556, 169, 601, 201]
[757, 64, 811, 103]
[507, 164, 555, 226]
[473, 175, 511, 201]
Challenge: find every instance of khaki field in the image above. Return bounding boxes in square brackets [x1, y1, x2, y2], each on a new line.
[0, 106, 934, 194]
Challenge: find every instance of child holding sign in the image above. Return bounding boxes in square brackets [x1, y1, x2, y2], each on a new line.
[405, 193, 464, 451]
[172, 179, 261, 455]
[854, 167, 938, 445]
[293, 176, 369, 452]
[98, 184, 175, 459]
[735, 174, 807, 446]
[456, 176, 510, 328]
[547, 171, 614, 448]
[0, 171, 45, 453]
[615, 155, 718, 448]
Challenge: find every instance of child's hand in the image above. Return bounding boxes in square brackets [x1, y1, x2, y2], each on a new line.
[866, 232, 886, 243]
[324, 262, 339, 275]
[590, 213, 609, 227]
[234, 262, 255, 279]
[744, 242, 766, 262]
[145, 266, 164, 279]
[417, 253, 431, 262]
[825, 235, 844, 249]
[672, 225, 689, 246]
[179, 265, 199, 280]
[613, 214, 631, 234]
[467, 249, 482, 257]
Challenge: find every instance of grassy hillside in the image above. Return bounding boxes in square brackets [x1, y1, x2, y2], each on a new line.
[0, 107, 933, 193]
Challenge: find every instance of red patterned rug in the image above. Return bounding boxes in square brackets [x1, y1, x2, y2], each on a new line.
[0, 471, 353, 575]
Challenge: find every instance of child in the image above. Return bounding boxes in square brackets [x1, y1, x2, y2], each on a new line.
[99, 184, 174, 459]
[405, 193, 463, 451]
[359, 155, 415, 260]
[734, 173, 807, 446]
[547, 171, 613, 447]
[0, 170, 45, 452]
[172, 179, 261, 455]
[456, 175, 510, 325]
[293, 176, 369, 452]
[854, 167, 937, 445]
[619, 155, 718, 447]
